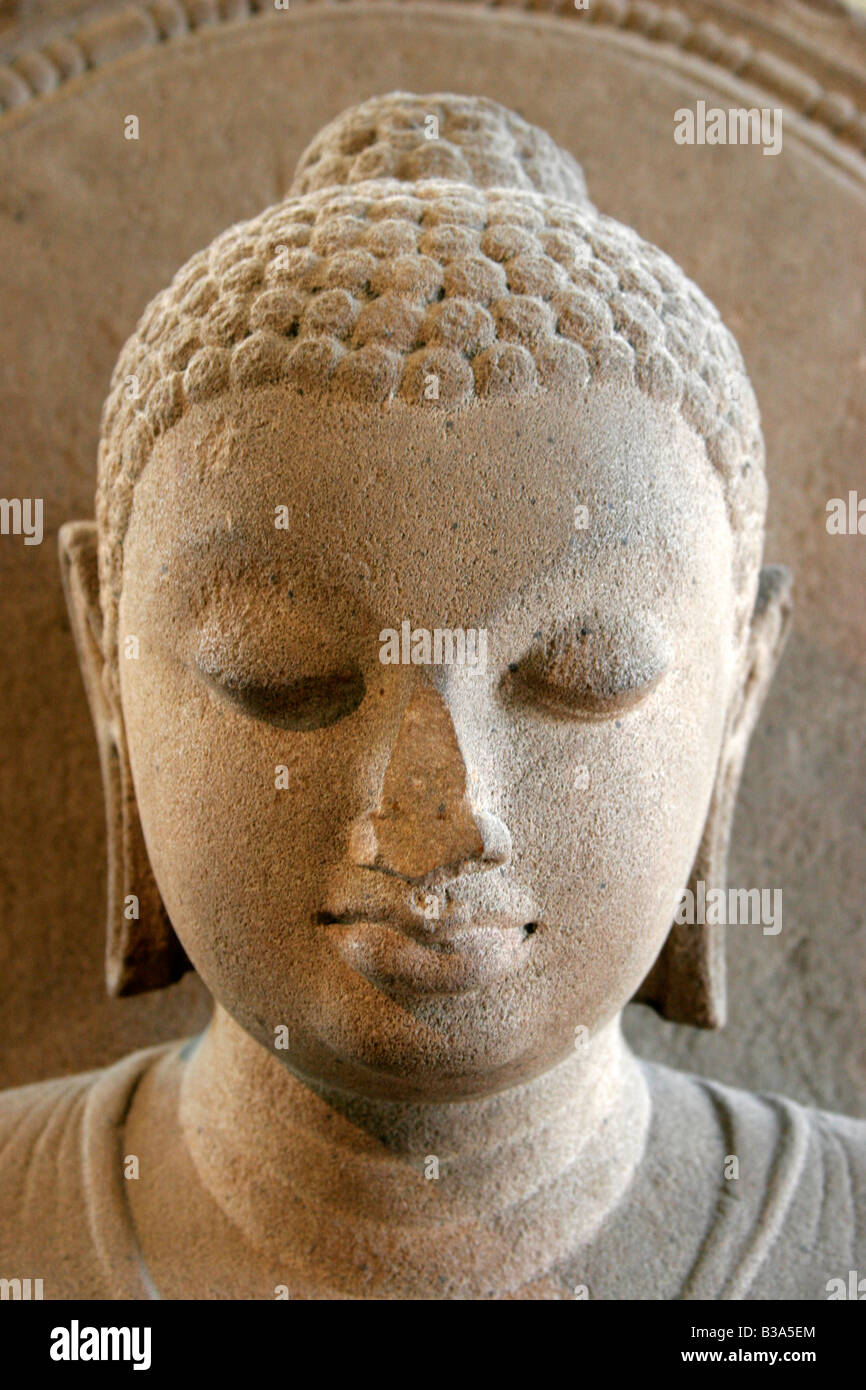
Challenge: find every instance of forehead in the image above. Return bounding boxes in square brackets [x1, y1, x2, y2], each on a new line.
[123, 382, 733, 630]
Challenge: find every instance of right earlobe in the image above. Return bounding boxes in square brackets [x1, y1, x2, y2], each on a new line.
[59, 521, 110, 731]
[58, 521, 192, 996]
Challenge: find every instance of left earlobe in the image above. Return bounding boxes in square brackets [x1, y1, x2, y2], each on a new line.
[633, 563, 793, 1029]
[728, 564, 793, 751]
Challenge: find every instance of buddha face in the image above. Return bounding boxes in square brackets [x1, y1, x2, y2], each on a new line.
[117, 379, 741, 1101]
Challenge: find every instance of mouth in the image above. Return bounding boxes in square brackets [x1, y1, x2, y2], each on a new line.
[317, 907, 538, 995]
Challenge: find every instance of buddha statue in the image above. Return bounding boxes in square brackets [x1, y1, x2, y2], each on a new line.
[0, 93, 862, 1301]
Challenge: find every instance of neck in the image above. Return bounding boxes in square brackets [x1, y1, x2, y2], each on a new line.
[178, 1005, 650, 1298]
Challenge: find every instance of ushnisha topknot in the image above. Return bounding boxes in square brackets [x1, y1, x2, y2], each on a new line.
[290, 92, 594, 205]
[97, 92, 766, 692]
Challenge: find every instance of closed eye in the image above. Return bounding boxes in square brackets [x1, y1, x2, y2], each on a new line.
[504, 618, 668, 718]
[200, 667, 366, 730]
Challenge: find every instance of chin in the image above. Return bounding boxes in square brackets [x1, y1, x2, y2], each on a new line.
[277, 1012, 571, 1103]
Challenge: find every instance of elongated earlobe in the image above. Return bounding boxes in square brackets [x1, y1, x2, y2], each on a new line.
[634, 792, 729, 1028]
[634, 564, 793, 1028]
[59, 521, 191, 995]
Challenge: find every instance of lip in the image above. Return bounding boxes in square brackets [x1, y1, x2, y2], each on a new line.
[321, 910, 536, 995]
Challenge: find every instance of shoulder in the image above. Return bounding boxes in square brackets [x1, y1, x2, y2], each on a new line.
[0, 1043, 182, 1299]
[644, 1062, 866, 1300]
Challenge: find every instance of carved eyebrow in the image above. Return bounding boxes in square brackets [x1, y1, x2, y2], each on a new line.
[151, 521, 307, 623]
[159, 525, 253, 575]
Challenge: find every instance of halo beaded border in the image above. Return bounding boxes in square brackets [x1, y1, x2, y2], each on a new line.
[0, 0, 865, 158]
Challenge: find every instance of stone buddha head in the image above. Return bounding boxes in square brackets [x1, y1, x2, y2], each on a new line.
[60, 92, 791, 1104]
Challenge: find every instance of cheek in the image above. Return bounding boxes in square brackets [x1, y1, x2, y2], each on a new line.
[120, 656, 356, 959]
[482, 667, 728, 1005]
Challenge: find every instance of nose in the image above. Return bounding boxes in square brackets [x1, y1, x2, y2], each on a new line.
[348, 684, 511, 884]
